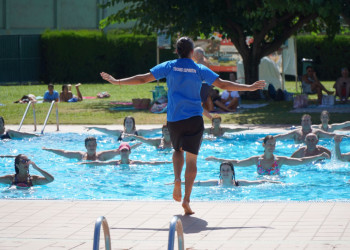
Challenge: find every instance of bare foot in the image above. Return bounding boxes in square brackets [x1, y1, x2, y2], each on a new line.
[75, 83, 82, 88]
[173, 179, 182, 202]
[182, 200, 195, 215]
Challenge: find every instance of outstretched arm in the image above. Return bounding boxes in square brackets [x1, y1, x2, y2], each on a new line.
[124, 134, 160, 147]
[274, 131, 296, 141]
[238, 180, 282, 186]
[42, 147, 83, 160]
[334, 135, 350, 162]
[331, 121, 350, 131]
[78, 160, 117, 166]
[7, 130, 39, 138]
[205, 156, 258, 167]
[133, 160, 172, 165]
[85, 127, 122, 137]
[279, 153, 330, 166]
[0, 175, 13, 184]
[100, 72, 156, 85]
[98, 142, 142, 161]
[30, 161, 54, 185]
[0, 155, 16, 158]
[137, 128, 161, 136]
[316, 130, 336, 139]
[212, 78, 266, 92]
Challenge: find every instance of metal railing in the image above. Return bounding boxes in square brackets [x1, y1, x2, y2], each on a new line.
[18, 101, 36, 132]
[93, 216, 111, 250]
[168, 216, 185, 250]
[41, 100, 59, 134]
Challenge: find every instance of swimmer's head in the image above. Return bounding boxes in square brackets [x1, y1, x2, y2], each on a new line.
[123, 116, 136, 132]
[193, 47, 205, 61]
[212, 116, 222, 127]
[263, 135, 276, 153]
[119, 142, 131, 157]
[305, 133, 319, 149]
[219, 162, 238, 185]
[14, 154, 29, 174]
[301, 114, 312, 127]
[320, 110, 329, 124]
[84, 137, 97, 152]
[0, 116, 4, 134]
[162, 124, 170, 137]
[176, 37, 194, 59]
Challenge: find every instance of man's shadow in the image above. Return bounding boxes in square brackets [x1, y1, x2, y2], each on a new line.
[111, 214, 271, 234]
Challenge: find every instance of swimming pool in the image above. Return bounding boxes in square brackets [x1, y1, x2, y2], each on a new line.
[1, 130, 349, 201]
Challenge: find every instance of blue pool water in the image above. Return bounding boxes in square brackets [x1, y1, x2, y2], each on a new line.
[1, 131, 349, 201]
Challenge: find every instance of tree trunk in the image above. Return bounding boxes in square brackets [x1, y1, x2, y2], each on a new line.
[242, 52, 261, 100]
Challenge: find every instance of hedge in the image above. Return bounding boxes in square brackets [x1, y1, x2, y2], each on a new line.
[41, 30, 176, 83]
[296, 35, 350, 80]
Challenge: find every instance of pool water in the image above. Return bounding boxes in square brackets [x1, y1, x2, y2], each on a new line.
[1, 131, 349, 201]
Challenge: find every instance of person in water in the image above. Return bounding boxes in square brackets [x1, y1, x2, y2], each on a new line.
[43, 137, 141, 161]
[86, 116, 159, 141]
[79, 143, 172, 166]
[203, 116, 249, 137]
[274, 114, 336, 144]
[170, 162, 281, 186]
[0, 116, 39, 140]
[291, 133, 331, 158]
[0, 154, 54, 187]
[312, 110, 350, 132]
[123, 124, 172, 149]
[334, 135, 350, 162]
[206, 135, 330, 175]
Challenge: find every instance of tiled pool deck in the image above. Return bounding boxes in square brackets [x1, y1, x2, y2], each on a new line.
[2, 125, 350, 249]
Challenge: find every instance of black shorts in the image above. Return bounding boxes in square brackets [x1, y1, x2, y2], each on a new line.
[167, 116, 204, 155]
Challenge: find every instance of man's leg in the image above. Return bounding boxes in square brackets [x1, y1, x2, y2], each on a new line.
[182, 151, 198, 215]
[173, 150, 184, 202]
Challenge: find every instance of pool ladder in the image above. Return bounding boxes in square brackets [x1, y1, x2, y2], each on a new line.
[18, 100, 59, 134]
[93, 215, 185, 250]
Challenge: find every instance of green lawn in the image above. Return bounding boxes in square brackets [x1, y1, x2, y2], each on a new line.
[0, 81, 342, 126]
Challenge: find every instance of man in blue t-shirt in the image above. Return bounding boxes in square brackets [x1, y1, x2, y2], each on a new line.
[43, 84, 59, 102]
[100, 37, 265, 215]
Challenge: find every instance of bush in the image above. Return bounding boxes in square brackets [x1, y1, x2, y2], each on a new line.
[297, 35, 350, 80]
[41, 30, 176, 83]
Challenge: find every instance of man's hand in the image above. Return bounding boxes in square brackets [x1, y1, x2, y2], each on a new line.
[249, 80, 266, 91]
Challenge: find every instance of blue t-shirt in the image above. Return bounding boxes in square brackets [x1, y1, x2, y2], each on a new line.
[150, 58, 219, 122]
[44, 91, 59, 101]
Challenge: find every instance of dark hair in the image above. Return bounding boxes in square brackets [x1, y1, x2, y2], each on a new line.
[321, 110, 329, 118]
[48, 83, 54, 88]
[219, 162, 238, 186]
[0, 116, 4, 126]
[176, 37, 194, 58]
[306, 66, 313, 70]
[211, 115, 222, 125]
[123, 116, 136, 131]
[302, 114, 311, 120]
[263, 135, 274, 144]
[62, 84, 68, 91]
[85, 137, 96, 146]
[14, 154, 25, 174]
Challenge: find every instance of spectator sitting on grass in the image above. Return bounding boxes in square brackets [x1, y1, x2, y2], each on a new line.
[43, 83, 59, 103]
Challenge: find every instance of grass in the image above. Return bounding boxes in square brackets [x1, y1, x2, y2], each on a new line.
[0, 81, 344, 126]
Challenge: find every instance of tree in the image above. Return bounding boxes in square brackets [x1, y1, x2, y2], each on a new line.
[101, 0, 346, 98]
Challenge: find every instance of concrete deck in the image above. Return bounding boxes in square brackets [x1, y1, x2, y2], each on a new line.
[0, 200, 350, 249]
[2, 125, 350, 249]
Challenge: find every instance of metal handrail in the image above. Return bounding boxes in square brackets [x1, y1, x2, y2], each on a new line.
[93, 216, 111, 250]
[41, 101, 59, 134]
[18, 101, 36, 131]
[168, 216, 185, 250]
